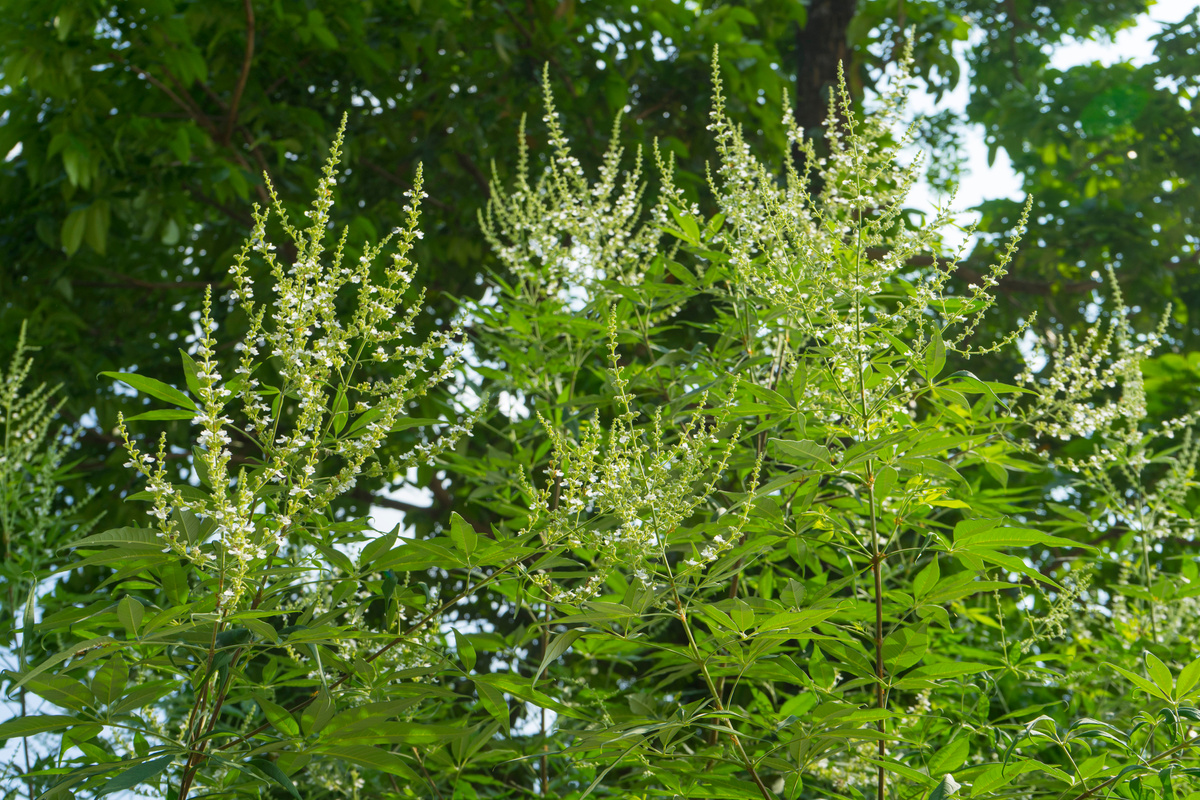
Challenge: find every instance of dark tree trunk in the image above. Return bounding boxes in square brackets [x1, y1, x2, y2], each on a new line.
[794, 0, 858, 136]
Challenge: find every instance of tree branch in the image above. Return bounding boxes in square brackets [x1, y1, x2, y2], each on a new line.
[225, 0, 256, 146]
[120, 59, 212, 132]
[455, 151, 491, 197]
[361, 158, 452, 211]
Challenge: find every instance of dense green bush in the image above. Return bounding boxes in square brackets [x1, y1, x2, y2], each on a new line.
[2, 48, 1199, 800]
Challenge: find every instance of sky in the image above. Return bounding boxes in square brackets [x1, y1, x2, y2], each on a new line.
[904, 0, 1197, 227]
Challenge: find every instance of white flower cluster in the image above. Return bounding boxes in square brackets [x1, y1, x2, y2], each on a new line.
[1014, 269, 1199, 643]
[0, 322, 92, 556]
[1017, 269, 1165, 445]
[520, 312, 741, 603]
[479, 65, 662, 303]
[684, 42, 1030, 436]
[119, 116, 480, 610]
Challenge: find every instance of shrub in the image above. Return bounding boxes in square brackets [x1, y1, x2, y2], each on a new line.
[3, 48, 1199, 800]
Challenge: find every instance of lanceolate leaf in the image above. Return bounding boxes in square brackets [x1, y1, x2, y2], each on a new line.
[928, 773, 960, 800]
[1177, 657, 1200, 698]
[314, 745, 420, 780]
[100, 372, 196, 411]
[0, 714, 80, 739]
[248, 758, 302, 799]
[534, 628, 584, 682]
[954, 527, 1093, 552]
[1109, 663, 1173, 701]
[95, 754, 174, 796]
[62, 527, 160, 550]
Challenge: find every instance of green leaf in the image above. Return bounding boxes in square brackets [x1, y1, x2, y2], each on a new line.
[101, 372, 196, 411]
[929, 737, 969, 775]
[883, 627, 929, 672]
[192, 445, 212, 487]
[255, 694, 300, 737]
[946, 370, 1010, 410]
[24, 674, 94, 712]
[62, 208, 87, 255]
[913, 558, 940, 600]
[928, 773, 960, 800]
[331, 388, 349, 434]
[534, 629, 583, 683]
[84, 201, 110, 255]
[698, 603, 738, 631]
[448, 512, 477, 559]
[874, 465, 898, 499]
[360, 528, 399, 568]
[771, 438, 832, 467]
[117, 597, 144, 637]
[178, 349, 203, 400]
[899, 457, 964, 484]
[971, 761, 1044, 797]
[96, 755, 174, 796]
[248, 758, 301, 799]
[955, 527, 1087, 552]
[895, 661, 995, 689]
[1162, 765, 1176, 800]
[669, 204, 700, 244]
[1145, 652, 1174, 698]
[315, 745, 420, 780]
[65, 527, 159, 550]
[301, 688, 335, 736]
[91, 654, 129, 706]
[759, 608, 839, 633]
[1108, 663, 1172, 701]
[14, 637, 116, 690]
[1176, 657, 1200, 698]
[863, 757, 936, 788]
[476, 680, 509, 730]
[123, 409, 196, 422]
[926, 328, 946, 379]
[453, 629, 477, 672]
[0, 714, 79, 739]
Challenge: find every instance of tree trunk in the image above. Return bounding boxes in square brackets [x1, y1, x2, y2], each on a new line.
[794, 0, 858, 136]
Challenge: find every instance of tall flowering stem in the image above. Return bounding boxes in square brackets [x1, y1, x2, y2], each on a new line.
[119, 116, 479, 615]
